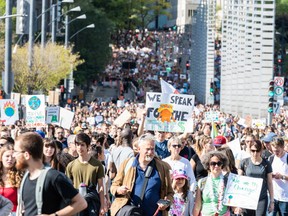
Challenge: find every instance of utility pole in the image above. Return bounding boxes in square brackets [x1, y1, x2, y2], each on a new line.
[4, 0, 13, 98]
[41, 0, 47, 47]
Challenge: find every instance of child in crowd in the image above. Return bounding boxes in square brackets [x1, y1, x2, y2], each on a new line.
[169, 169, 194, 216]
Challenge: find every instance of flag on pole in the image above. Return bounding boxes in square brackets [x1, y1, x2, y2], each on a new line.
[210, 121, 218, 139]
[160, 79, 180, 94]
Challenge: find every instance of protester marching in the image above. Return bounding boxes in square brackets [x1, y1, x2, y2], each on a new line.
[0, 29, 287, 216]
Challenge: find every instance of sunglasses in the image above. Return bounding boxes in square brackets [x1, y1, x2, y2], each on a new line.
[250, 149, 260, 153]
[209, 161, 223, 167]
[172, 144, 182, 148]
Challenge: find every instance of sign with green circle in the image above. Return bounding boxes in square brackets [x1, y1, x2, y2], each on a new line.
[274, 87, 283, 96]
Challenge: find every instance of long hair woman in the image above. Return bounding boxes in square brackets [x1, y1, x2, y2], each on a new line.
[0, 144, 23, 215]
[190, 135, 215, 181]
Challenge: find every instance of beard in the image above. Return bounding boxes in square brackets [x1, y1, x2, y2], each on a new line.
[144, 155, 154, 162]
[15, 156, 28, 171]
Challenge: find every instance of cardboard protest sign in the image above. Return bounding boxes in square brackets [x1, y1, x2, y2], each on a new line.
[46, 106, 60, 124]
[223, 173, 263, 210]
[145, 92, 195, 132]
[25, 95, 46, 127]
[0, 100, 19, 125]
[11, 93, 21, 105]
[113, 110, 132, 128]
[58, 108, 74, 129]
[244, 115, 252, 127]
[48, 91, 59, 105]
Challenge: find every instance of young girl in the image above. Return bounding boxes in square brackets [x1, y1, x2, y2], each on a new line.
[169, 169, 194, 216]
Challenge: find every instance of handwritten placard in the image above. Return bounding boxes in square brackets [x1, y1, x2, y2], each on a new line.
[46, 106, 60, 124]
[25, 95, 46, 127]
[223, 173, 263, 210]
[145, 92, 195, 132]
[113, 110, 132, 128]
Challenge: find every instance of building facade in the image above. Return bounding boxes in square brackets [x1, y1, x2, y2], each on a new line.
[220, 0, 275, 118]
[190, 0, 216, 104]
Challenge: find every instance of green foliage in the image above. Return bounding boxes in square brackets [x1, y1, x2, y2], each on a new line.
[2, 43, 83, 94]
[68, 4, 113, 85]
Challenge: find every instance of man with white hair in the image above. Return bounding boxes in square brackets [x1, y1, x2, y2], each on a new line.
[67, 134, 78, 158]
[110, 133, 174, 216]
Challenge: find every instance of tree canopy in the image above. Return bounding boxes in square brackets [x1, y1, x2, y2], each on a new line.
[0, 43, 83, 94]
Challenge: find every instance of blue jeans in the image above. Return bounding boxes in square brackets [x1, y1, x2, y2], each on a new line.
[273, 199, 288, 216]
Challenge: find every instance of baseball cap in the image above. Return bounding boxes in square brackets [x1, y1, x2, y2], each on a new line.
[225, 118, 232, 124]
[262, 132, 277, 143]
[172, 169, 188, 180]
[213, 135, 227, 146]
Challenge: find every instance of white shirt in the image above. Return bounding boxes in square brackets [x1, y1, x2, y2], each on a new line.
[271, 152, 288, 201]
[163, 156, 196, 191]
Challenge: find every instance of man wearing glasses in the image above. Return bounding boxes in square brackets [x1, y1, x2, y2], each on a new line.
[110, 133, 174, 216]
[55, 127, 68, 152]
[14, 132, 87, 216]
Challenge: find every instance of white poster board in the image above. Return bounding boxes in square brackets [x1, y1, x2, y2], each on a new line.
[0, 99, 19, 125]
[227, 138, 241, 158]
[46, 106, 60, 124]
[87, 117, 96, 126]
[223, 173, 263, 210]
[145, 92, 195, 132]
[113, 110, 132, 128]
[58, 108, 75, 129]
[25, 95, 46, 127]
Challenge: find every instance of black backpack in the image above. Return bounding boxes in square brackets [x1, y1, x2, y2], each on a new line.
[79, 185, 101, 216]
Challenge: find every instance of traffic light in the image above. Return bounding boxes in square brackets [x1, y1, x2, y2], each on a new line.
[210, 82, 214, 95]
[277, 55, 282, 64]
[268, 80, 274, 113]
[16, 0, 30, 34]
[186, 61, 190, 70]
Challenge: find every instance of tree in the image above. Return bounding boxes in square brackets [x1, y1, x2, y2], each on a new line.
[67, 2, 114, 86]
[275, 0, 288, 75]
[2, 43, 83, 94]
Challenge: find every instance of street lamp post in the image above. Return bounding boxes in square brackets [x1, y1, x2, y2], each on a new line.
[65, 24, 95, 101]
[69, 24, 95, 40]
[28, 0, 35, 71]
[64, 6, 82, 48]
[41, 0, 47, 48]
[3, 1, 26, 98]
[4, 0, 13, 99]
[39, 0, 74, 45]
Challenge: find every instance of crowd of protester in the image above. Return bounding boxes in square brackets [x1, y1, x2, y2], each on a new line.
[0, 101, 287, 215]
[0, 30, 287, 216]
